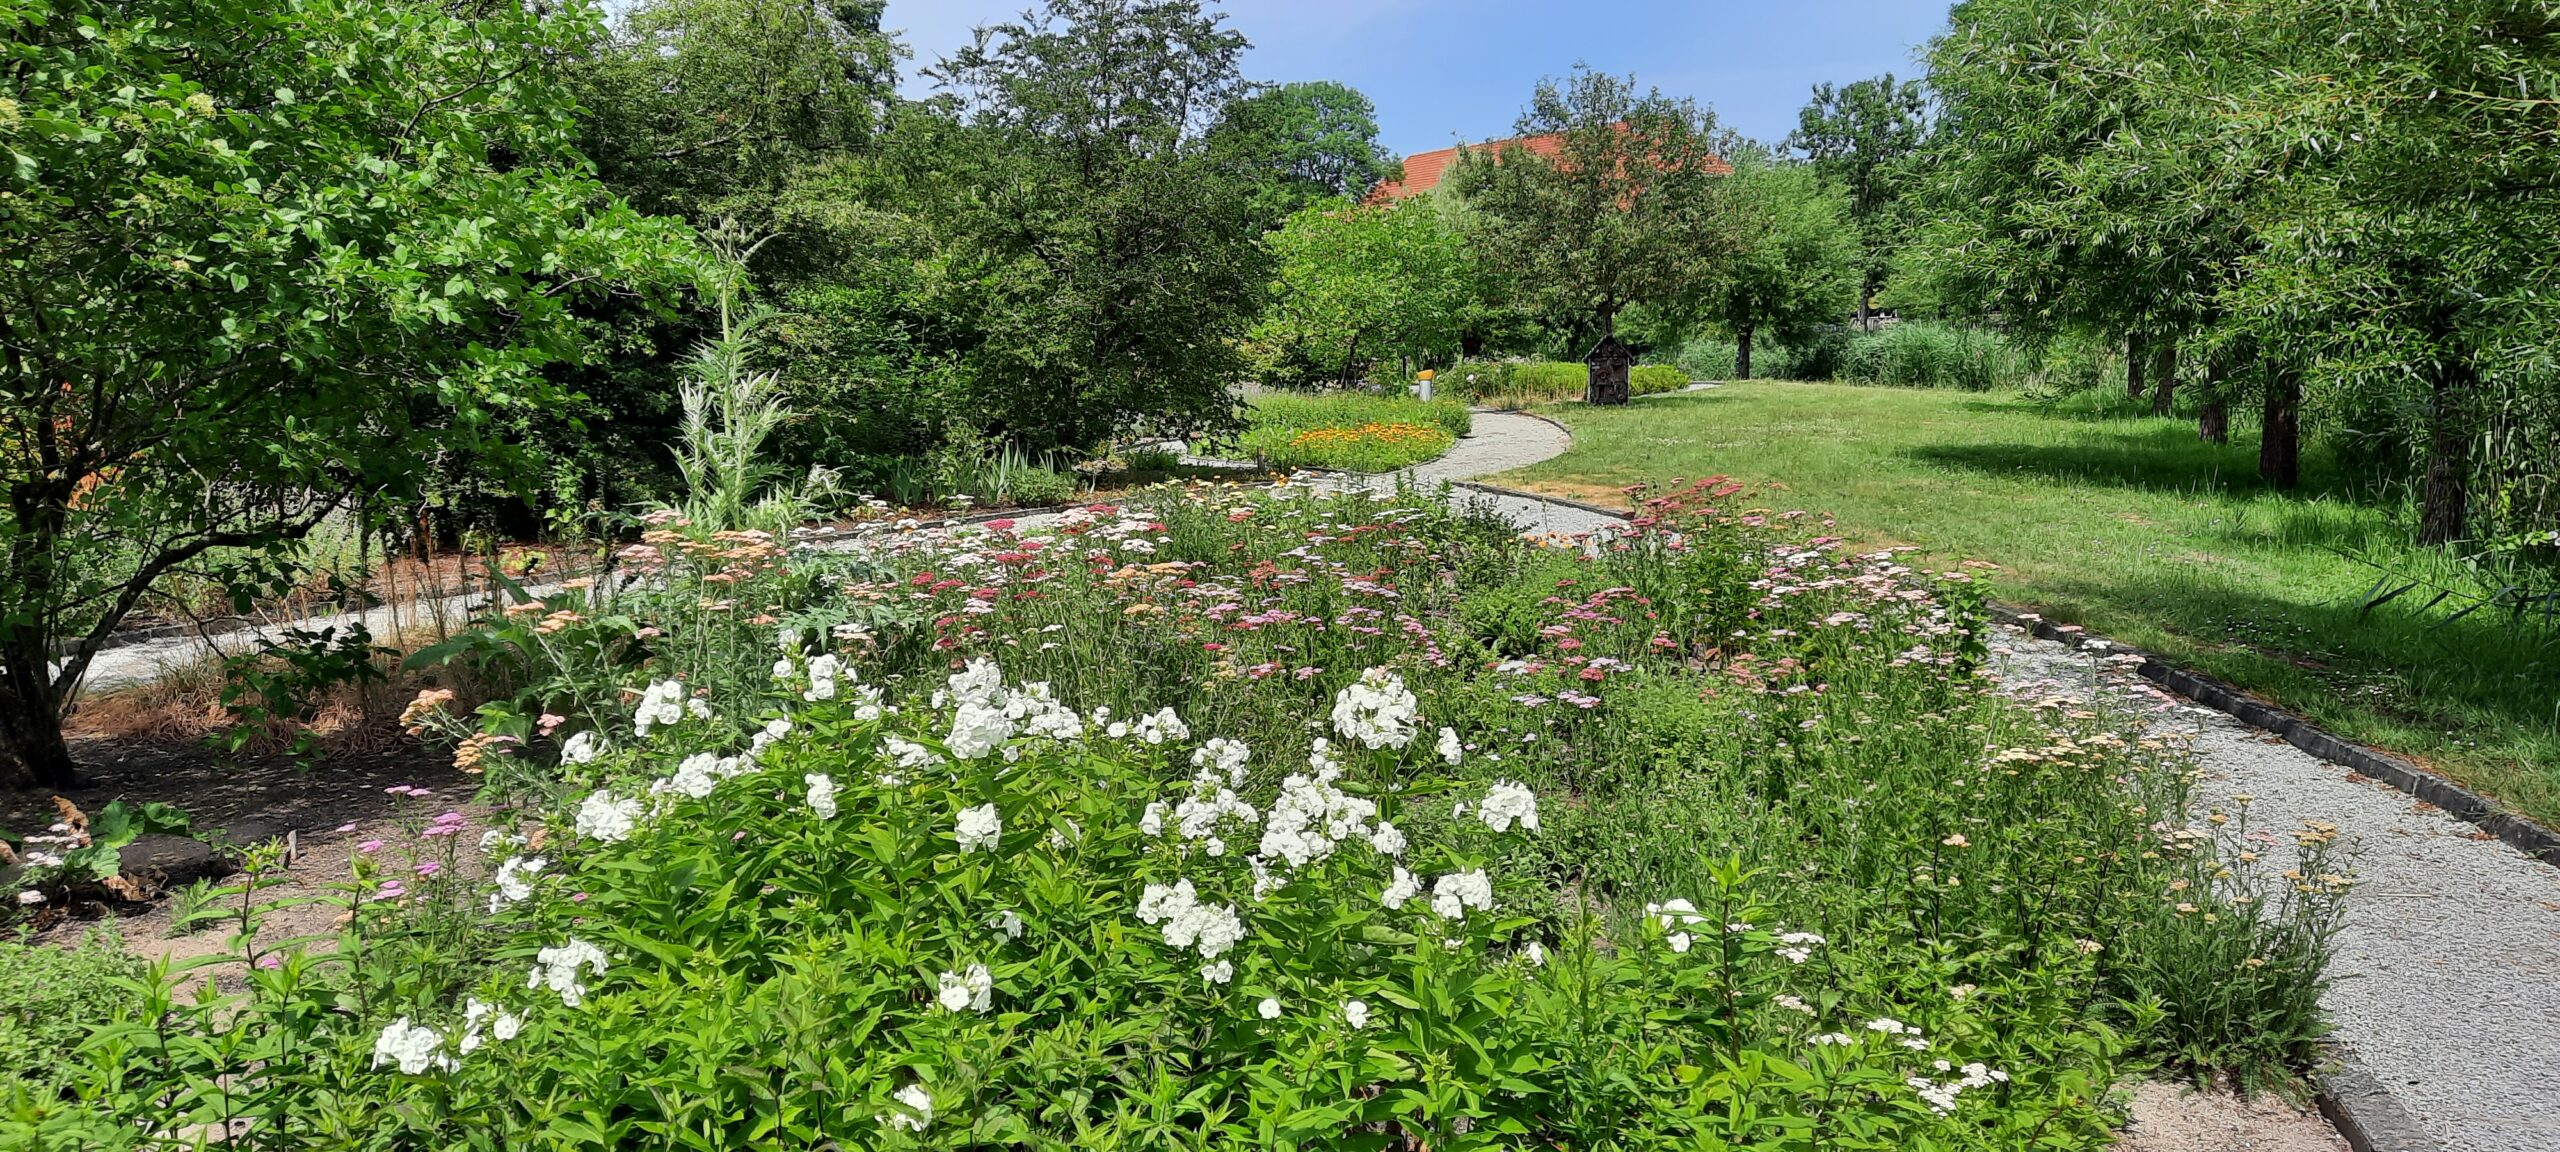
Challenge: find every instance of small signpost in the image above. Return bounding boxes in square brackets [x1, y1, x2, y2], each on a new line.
[1584, 335, 1632, 405]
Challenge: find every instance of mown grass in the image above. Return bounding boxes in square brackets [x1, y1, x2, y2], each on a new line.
[1222, 391, 1471, 472]
[1501, 380, 2560, 824]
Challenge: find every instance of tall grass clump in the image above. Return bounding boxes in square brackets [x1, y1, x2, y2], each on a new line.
[1842, 323, 2030, 391]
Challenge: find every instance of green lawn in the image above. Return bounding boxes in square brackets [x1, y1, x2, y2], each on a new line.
[1500, 380, 2560, 824]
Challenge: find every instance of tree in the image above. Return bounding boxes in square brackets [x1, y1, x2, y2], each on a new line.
[0, 0, 696, 788]
[1249, 201, 1469, 387]
[1215, 81, 1399, 220]
[921, 0, 1268, 453]
[1449, 68, 1733, 351]
[1700, 158, 1861, 380]
[1789, 74, 1928, 330]
[570, 0, 900, 230]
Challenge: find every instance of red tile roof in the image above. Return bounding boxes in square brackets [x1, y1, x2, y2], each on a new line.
[1370, 131, 1730, 203]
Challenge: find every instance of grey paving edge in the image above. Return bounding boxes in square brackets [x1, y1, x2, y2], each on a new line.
[1438, 480, 2485, 1145]
[2319, 1042, 2446, 1152]
[1994, 609, 2560, 870]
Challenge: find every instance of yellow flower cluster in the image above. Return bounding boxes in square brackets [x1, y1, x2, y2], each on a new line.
[1287, 422, 1449, 453]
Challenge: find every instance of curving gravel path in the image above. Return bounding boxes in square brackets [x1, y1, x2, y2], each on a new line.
[1988, 626, 2560, 1152]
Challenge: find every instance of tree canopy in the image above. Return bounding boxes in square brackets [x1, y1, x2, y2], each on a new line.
[0, 0, 699, 786]
[1450, 68, 1734, 350]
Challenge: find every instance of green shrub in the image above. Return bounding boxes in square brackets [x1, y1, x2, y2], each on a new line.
[1630, 364, 1690, 396]
[1, 929, 142, 1092]
[1003, 466, 1078, 507]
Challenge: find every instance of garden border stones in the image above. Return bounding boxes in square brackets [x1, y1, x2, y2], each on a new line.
[1999, 610, 2560, 871]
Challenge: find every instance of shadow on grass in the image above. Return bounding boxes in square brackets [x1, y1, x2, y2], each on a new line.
[1903, 432, 2365, 503]
[2021, 564, 2560, 810]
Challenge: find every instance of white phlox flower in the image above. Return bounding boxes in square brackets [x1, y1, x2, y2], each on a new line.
[883, 735, 942, 773]
[1331, 667, 1420, 749]
[1005, 682, 1085, 740]
[1381, 866, 1420, 909]
[804, 653, 842, 701]
[633, 680, 686, 737]
[653, 752, 744, 800]
[889, 1082, 934, 1132]
[574, 790, 643, 843]
[1776, 931, 1825, 964]
[1256, 754, 1379, 871]
[989, 910, 1025, 940]
[559, 730, 603, 764]
[1428, 870, 1495, 921]
[749, 718, 794, 755]
[1342, 999, 1372, 1029]
[1191, 738, 1250, 784]
[527, 938, 609, 1007]
[1520, 940, 1548, 968]
[955, 804, 1003, 853]
[1257, 997, 1283, 1019]
[1368, 820, 1406, 856]
[936, 964, 993, 1013]
[1477, 780, 1540, 834]
[1201, 959, 1234, 984]
[488, 855, 546, 912]
[1158, 766, 1260, 856]
[458, 997, 524, 1054]
[1648, 898, 1707, 952]
[948, 658, 1003, 707]
[1132, 706, 1188, 745]
[371, 1017, 456, 1074]
[1135, 878, 1246, 960]
[1436, 726, 1463, 765]
[946, 699, 1016, 760]
[805, 773, 840, 819]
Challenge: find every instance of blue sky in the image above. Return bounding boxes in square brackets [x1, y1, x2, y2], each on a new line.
[882, 1, 1952, 156]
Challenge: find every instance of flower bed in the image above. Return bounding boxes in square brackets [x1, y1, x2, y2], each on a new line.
[17, 483, 2348, 1148]
[1225, 392, 1469, 471]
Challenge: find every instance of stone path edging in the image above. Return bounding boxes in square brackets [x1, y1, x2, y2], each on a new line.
[2001, 611, 2560, 870]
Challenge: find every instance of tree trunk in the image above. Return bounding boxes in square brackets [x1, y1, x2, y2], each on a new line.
[2419, 354, 2475, 546]
[1736, 327, 1754, 381]
[2198, 355, 2229, 444]
[2259, 364, 2300, 490]
[2126, 331, 2148, 399]
[2149, 336, 2179, 417]
[0, 633, 79, 790]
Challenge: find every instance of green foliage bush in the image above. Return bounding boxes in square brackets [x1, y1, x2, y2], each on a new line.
[1, 930, 141, 1092]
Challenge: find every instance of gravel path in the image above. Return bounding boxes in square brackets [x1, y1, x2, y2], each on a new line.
[1988, 626, 2560, 1152]
[1327, 409, 1621, 539]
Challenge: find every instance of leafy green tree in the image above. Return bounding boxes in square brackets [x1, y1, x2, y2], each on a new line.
[570, 0, 899, 231]
[1917, 1, 2270, 468]
[1700, 158, 1861, 379]
[1789, 74, 1928, 330]
[1249, 201, 1469, 387]
[2208, 0, 2560, 543]
[0, 0, 696, 787]
[1449, 68, 1733, 353]
[1215, 80, 1400, 220]
[919, 0, 1268, 453]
